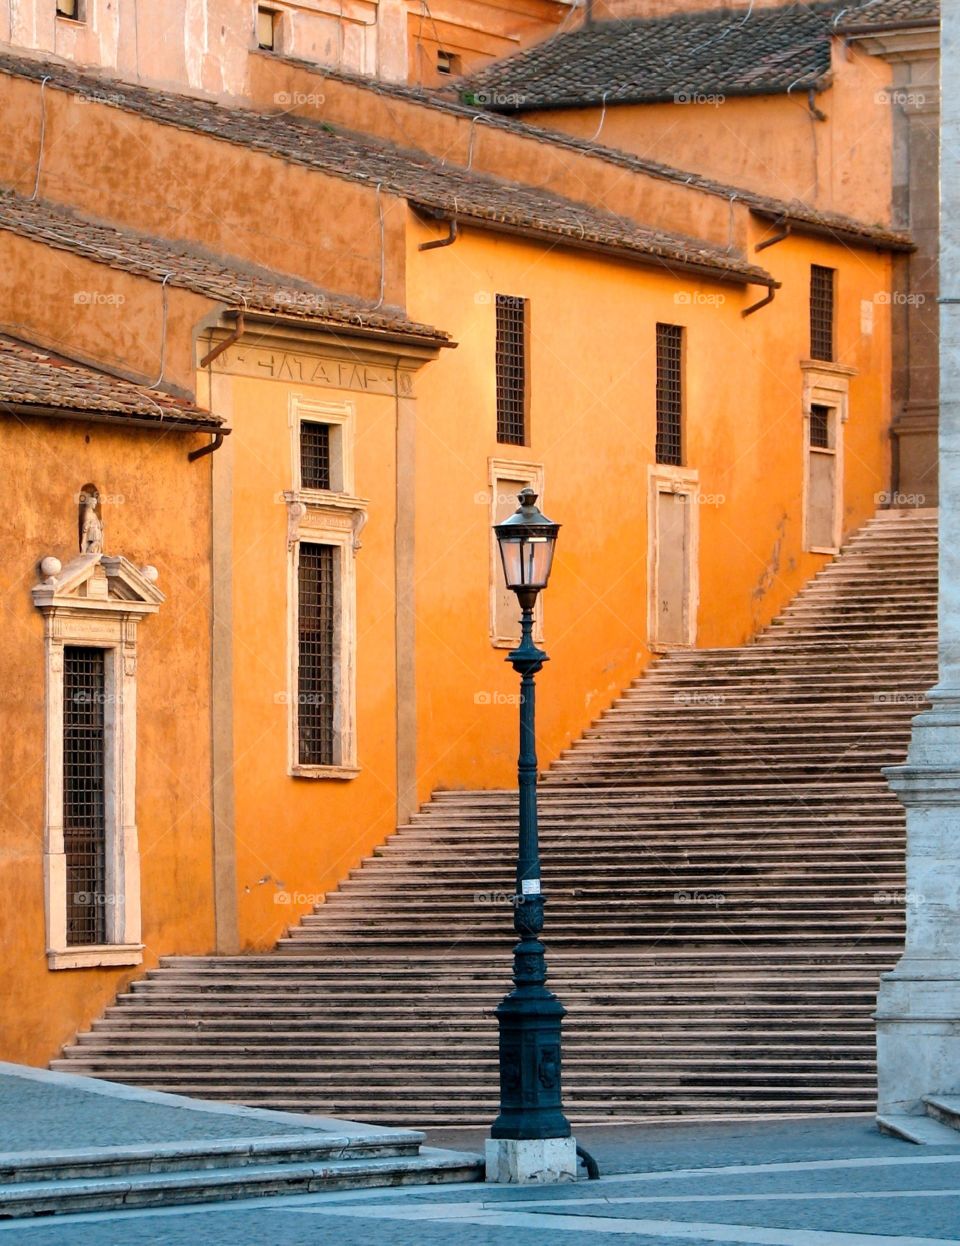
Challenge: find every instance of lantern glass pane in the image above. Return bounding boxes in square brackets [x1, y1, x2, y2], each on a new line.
[498, 532, 556, 590]
[498, 536, 523, 588]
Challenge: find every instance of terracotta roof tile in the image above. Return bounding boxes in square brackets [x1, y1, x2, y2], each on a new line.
[459, 1, 845, 111]
[0, 189, 451, 344]
[0, 334, 222, 427]
[0, 53, 774, 285]
[271, 52, 911, 253]
[835, 0, 938, 32]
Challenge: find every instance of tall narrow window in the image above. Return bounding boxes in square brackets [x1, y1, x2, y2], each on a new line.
[810, 265, 836, 362]
[655, 323, 684, 466]
[257, 5, 279, 50]
[300, 420, 331, 491]
[298, 544, 336, 767]
[496, 294, 528, 445]
[63, 647, 106, 946]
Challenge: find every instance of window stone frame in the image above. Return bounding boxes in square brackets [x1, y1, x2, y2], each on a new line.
[32, 553, 163, 970]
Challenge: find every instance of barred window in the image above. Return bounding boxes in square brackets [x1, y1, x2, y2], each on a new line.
[496, 294, 528, 445]
[300, 421, 331, 491]
[63, 647, 106, 946]
[810, 265, 836, 362]
[809, 404, 832, 450]
[298, 544, 336, 767]
[655, 323, 684, 466]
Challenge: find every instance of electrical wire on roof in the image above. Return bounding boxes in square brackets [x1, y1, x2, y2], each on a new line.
[29, 76, 51, 201]
[466, 112, 494, 168]
[374, 183, 385, 308]
[590, 91, 610, 142]
[413, 0, 446, 87]
[150, 273, 173, 388]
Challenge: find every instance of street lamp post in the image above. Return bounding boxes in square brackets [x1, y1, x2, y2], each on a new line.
[486, 487, 577, 1185]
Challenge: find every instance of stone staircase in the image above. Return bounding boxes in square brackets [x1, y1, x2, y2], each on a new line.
[54, 509, 939, 1127]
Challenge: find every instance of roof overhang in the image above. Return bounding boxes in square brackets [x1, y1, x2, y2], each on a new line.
[411, 203, 777, 289]
[1, 401, 228, 434]
[750, 206, 915, 254]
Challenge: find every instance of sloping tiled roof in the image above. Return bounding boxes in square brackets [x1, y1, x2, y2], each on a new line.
[0, 53, 774, 286]
[271, 53, 911, 253]
[835, 0, 938, 32]
[0, 335, 222, 427]
[458, 2, 844, 111]
[0, 189, 451, 344]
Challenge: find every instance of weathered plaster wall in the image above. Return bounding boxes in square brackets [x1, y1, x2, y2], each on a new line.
[526, 44, 895, 225]
[405, 214, 892, 795]
[0, 70, 405, 308]
[197, 344, 405, 951]
[246, 52, 748, 255]
[0, 416, 215, 1064]
[0, 0, 574, 91]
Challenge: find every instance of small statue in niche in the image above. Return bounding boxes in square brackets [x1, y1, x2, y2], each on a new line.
[78, 485, 104, 555]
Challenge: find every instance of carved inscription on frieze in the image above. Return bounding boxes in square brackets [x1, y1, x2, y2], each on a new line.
[212, 345, 414, 397]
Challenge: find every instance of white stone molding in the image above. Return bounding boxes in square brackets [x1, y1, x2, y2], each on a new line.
[32, 553, 163, 970]
[284, 499, 364, 782]
[647, 464, 700, 652]
[284, 392, 366, 779]
[289, 393, 355, 496]
[487, 458, 545, 648]
[800, 361, 857, 554]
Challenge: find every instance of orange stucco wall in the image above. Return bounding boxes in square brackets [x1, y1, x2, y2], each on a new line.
[0, 71, 404, 308]
[0, 0, 573, 93]
[204, 359, 406, 949]
[527, 44, 894, 224]
[405, 214, 892, 795]
[0, 417, 215, 1065]
[0, 35, 901, 1054]
[247, 53, 746, 255]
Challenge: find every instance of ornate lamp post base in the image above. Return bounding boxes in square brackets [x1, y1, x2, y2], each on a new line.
[485, 1136, 578, 1185]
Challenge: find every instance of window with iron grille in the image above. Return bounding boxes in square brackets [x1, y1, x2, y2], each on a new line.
[298, 544, 336, 767]
[300, 421, 331, 491]
[63, 647, 106, 946]
[655, 323, 684, 466]
[809, 403, 832, 450]
[810, 265, 836, 362]
[496, 294, 528, 445]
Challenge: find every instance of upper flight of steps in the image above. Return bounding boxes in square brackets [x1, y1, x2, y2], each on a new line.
[55, 510, 939, 1127]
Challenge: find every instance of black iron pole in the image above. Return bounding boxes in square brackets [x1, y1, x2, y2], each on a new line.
[490, 602, 572, 1141]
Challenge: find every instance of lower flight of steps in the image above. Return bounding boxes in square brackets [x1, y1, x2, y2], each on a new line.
[55, 509, 939, 1127]
[0, 1124, 480, 1219]
[879, 1094, 960, 1145]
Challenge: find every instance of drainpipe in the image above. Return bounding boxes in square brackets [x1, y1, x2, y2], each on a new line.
[418, 219, 459, 252]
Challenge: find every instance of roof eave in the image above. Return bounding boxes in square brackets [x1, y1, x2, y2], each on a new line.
[750, 206, 915, 253]
[1, 401, 226, 433]
[411, 203, 776, 288]
[467, 75, 833, 114]
[839, 19, 939, 36]
[236, 308, 455, 351]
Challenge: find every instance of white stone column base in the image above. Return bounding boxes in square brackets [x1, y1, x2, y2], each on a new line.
[485, 1136, 578, 1184]
[876, 958, 960, 1115]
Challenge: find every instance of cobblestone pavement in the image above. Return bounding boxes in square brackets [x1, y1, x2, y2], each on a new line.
[4, 1117, 960, 1245]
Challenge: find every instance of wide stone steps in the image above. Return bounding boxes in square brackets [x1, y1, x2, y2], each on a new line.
[59, 510, 938, 1124]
